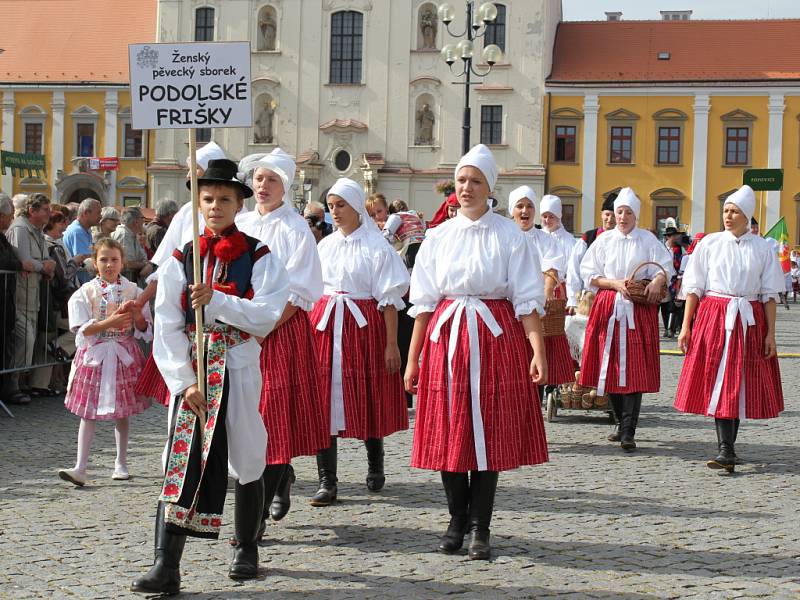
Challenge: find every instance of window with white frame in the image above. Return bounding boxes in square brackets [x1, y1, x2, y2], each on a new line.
[19, 105, 46, 155]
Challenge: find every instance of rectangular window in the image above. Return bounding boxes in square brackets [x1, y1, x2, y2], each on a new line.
[562, 204, 575, 233]
[196, 128, 212, 144]
[657, 126, 680, 164]
[123, 123, 143, 158]
[123, 196, 142, 207]
[25, 123, 43, 155]
[610, 126, 633, 163]
[484, 4, 506, 52]
[76, 123, 94, 157]
[655, 205, 679, 232]
[195, 7, 214, 41]
[726, 127, 749, 165]
[330, 11, 363, 84]
[480, 105, 503, 145]
[554, 125, 576, 162]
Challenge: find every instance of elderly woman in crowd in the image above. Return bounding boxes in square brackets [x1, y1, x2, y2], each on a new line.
[94, 206, 120, 242]
[144, 199, 179, 257]
[111, 207, 151, 283]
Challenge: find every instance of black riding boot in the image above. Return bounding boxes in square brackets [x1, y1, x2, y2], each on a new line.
[707, 418, 736, 473]
[270, 464, 295, 521]
[229, 477, 265, 580]
[466, 471, 499, 560]
[130, 502, 186, 595]
[364, 437, 385, 491]
[607, 394, 624, 442]
[733, 418, 742, 464]
[260, 464, 288, 531]
[310, 437, 338, 506]
[619, 394, 639, 451]
[438, 471, 470, 554]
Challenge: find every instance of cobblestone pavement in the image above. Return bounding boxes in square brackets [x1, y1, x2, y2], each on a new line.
[2, 306, 800, 600]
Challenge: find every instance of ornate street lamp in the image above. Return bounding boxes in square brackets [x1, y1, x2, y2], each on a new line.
[438, 2, 503, 155]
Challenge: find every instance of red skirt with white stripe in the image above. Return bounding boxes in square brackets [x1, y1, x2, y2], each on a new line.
[411, 299, 549, 472]
[674, 296, 783, 419]
[544, 284, 576, 385]
[135, 353, 170, 407]
[579, 289, 660, 393]
[309, 296, 408, 440]
[259, 310, 330, 464]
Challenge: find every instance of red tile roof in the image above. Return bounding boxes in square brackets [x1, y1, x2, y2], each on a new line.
[0, 1, 156, 84]
[548, 20, 800, 84]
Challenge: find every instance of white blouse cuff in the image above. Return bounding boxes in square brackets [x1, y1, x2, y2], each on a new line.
[515, 299, 545, 319]
[133, 320, 153, 342]
[583, 273, 602, 294]
[74, 319, 99, 348]
[683, 287, 705, 299]
[146, 270, 159, 284]
[407, 303, 437, 318]
[288, 293, 314, 312]
[761, 293, 780, 303]
[377, 295, 406, 311]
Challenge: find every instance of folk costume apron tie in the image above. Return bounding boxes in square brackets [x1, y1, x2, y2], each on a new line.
[316, 292, 372, 435]
[83, 338, 135, 416]
[596, 291, 636, 397]
[705, 292, 757, 421]
[430, 296, 504, 472]
[160, 323, 250, 537]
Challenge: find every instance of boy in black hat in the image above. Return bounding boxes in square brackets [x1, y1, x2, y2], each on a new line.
[131, 159, 290, 595]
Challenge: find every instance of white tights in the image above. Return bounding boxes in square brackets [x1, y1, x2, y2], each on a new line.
[73, 418, 129, 474]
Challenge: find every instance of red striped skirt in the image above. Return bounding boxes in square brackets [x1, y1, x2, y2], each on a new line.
[309, 296, 408, 440]
[135, 353, 170, 407]
[411, 299, 549, 472]
[259, 310, 330, 463]
[543, 284, 576, 385]
[579, 289, 660, 393]
[674, 296, 783, 419]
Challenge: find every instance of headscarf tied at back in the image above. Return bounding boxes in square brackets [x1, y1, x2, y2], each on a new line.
[724, 185, 756, 223]
[508, 185, 537, 217]
[238, 148, 297, 204]
[455, 143, 498, 191]
[328, 177, 380, 234]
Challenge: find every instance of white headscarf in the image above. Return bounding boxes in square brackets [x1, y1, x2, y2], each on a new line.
[186, 140, 225, 171]
[540, 194, 562, 220]
[455, 144, 498, 191]
[724, 184, 756, 223]
[328, 177, 380, 234]
[613, 187, 641, 219]
[508, 185, 537, 217]
[239, 148, 296, 204]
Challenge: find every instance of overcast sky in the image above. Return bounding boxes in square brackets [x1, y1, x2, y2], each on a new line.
[563, 0, 800, 21]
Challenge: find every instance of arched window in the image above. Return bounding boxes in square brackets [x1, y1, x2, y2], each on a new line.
[330, 11, 363, 84]
[195, 7, 214, 41]
[257, 6, 278, 51]
[484, 3, 506, 52]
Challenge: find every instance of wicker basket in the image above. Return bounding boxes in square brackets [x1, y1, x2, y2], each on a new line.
[541, 273, 567, 337]
[625, 261, 668, 305]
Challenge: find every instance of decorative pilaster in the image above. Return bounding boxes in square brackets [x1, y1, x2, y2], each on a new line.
[766, 94, 785, 229]
[1, 91, 15, 194]
[51, 91, 66, 200]
[104, 90, 119, 206]
[690, 94, 711, 234]
[580, 94, 599, 231]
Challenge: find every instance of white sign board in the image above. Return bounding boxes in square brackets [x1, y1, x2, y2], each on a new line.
[128, 41, 252, 130]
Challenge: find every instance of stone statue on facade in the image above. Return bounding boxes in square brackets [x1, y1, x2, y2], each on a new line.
[420, 7, 438, 49]
[415, 103, 435, 145]
[255, 99, 275, 143]
[259, 11, 277, 51]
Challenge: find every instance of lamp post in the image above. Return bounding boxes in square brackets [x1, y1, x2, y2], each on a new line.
[438, 2, 503, 155]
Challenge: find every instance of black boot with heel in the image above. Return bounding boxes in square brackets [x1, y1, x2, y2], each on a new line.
[311, 437, 338, 506]
[707, 418, 736, 473]
[438, 471, 469, 554]
[466, 470, 499, 560]
[229, 477, 265, 580]
[364, 437, 385, 491]
[130, 502, 186, 595]
[270, 464, 295, 521]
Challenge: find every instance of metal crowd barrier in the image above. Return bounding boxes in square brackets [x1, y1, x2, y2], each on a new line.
[1, 269, 66, 418]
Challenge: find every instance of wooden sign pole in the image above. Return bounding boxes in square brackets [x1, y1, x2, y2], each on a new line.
[188, 128, 206, 422]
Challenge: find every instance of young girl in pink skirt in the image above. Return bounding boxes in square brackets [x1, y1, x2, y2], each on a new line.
[59, 238, 152, 486]
[405, 145, 549, 561]
[674, 185, 784, 473]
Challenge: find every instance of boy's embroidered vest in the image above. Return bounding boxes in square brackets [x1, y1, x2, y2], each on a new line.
[173, 231, 270, 326]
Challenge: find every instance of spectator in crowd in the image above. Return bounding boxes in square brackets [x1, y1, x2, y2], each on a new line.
[662, 226, 685, 338]
[144, 199, 179, 257]
[4, 193, 56, 404]
[95, 207, 121, 242]
[0, 193, 35, 405]
[303, 200, 333, 243]
[65, 202, 80, 224]
[750, 217, 759, 235]
[111, 207, 151, 283]
[63, 197, 101, 283]
[44, 210, 88, 363]
[365, 193, 390, 229]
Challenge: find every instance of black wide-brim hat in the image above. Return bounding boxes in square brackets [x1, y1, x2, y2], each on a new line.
[664, 226, 679, 236]
[187, 158, 253, 198]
